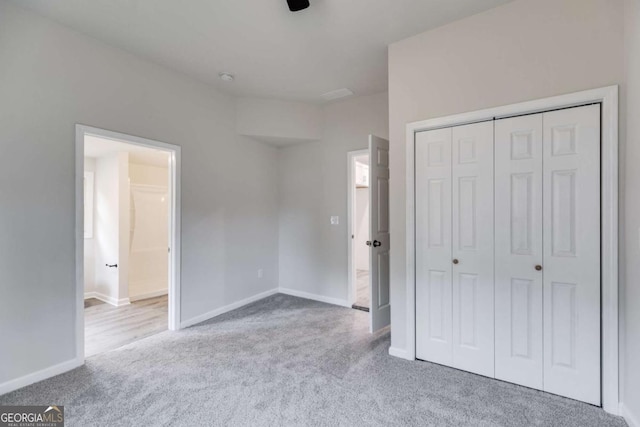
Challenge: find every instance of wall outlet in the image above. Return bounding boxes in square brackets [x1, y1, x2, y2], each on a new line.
[330, 216, 339, 225]
[257, 269, 263, 279]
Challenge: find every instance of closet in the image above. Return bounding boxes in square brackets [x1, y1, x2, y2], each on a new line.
[415, 104, 601, 405]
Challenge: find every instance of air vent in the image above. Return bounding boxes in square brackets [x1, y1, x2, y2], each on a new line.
[321, 88, 354, 102]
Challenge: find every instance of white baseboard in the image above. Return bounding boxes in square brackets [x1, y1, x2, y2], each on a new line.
[622, 403, 639, 427]
[278, 287, 350, 308]
[388, 346, 413, 360]
[180, 288, 279, 328]
[84, 291, 130, 307]
[0, 357, 83, 396]
[129, 289, 167, 302]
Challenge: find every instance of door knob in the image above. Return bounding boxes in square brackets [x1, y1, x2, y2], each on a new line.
[366, 241, 372, 246]
[535, 265, 542, 271]
[106, 263, 118, 268]
[372, 240, 382, 247]
[452, 259, 459, 265]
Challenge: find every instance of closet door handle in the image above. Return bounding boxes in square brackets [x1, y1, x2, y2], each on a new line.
[372, 240, 382, 247]
[106, 264, 118, 268]
[535, 265, 542, 271]
[452, 259, 459, 265]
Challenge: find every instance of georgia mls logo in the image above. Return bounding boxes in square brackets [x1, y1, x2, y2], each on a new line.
[0, 405, 64, 427]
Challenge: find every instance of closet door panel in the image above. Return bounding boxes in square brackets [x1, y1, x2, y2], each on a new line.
[542, 104, 601, 405]
[494, 114, 544, 390]
[451, 121, 494, 377]
[415, 128, 453, 365]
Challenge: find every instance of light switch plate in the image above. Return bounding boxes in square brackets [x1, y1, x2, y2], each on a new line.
[330, 216, 339, 225]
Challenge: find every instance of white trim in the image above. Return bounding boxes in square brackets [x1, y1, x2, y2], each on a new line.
[129, 290, 168, 302]
[388, 347, 412, 360]
[403, 86, 619, 414]
[347, 149, 369, 307]
[76, 124, 182, 368]
[83, 291, 130, 307]
[278, 287, 350, 308]
[181, 289, 279, 328]
[621, 403, 640, 427]
[0, 357, 83, 396]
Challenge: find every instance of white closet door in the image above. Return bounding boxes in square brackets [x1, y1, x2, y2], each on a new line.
[451, 121, 495, 377]
[542, 104, 601, 405]
[415, 128, 453, 365]
[494, 114, 544, 389]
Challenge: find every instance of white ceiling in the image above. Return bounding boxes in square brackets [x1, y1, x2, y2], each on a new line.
[85, 135, 170, 167]
[13, 0, 512, 103]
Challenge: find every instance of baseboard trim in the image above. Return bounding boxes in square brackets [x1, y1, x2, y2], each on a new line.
[621, 403, 639, 427]
[278, 288, 350, 308]
[85, 292, 130, 307]
[0, 357, 83, 397]
[180, 288, 279, 328]
[129, 290, 168, 302]
[388, 346, 413, 360]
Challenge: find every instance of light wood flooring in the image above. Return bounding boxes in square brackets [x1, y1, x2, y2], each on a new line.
[84, 295, 168, 357]
[354, 269, 369, 310]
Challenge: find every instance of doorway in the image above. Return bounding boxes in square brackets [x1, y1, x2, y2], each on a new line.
[75, 125, 181, 361]
[348, 135, 391, 333]
[349, 151, 370, 312]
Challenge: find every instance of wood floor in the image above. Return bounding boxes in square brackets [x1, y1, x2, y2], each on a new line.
[354, 269, 369, 309]
[84, 295, 168, 357]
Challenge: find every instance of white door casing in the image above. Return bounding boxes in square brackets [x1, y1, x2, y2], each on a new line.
[542, 105, 601, 405]
[415, 128, 453, 364]
[451, 121, 494, 377]
[369, 135, 391, 333]
[494, 114, 544, 389]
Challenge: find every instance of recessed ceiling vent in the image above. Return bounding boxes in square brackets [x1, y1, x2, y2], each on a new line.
[287, 0, 310, 12]
[321, 88, 354, 102]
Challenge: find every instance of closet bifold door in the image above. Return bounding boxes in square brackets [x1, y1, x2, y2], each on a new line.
[494, 114, 544, 390]
[542, 105, 601, 405]
[451, 121, 495, 377]
[415, 127, 453, 366]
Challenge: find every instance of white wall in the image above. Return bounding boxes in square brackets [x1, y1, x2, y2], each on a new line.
[129, 163, 169, 187]
[0, 1, 279, 387]
[355, 187, 369, 271]
[278, 92, 388, 303]
[93, 152, 130, 304]
[623, 0, 640, 423]
[388, 0, 624, 358]
[83, 157, 96, 294]
[236, 98, 322, 145]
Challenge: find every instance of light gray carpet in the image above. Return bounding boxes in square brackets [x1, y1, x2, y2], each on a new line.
[0, 294, 626, 426]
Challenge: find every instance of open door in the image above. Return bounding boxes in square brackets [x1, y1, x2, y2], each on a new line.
[368, 135, 391, 332]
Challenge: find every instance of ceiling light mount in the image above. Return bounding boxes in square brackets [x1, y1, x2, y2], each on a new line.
[287, 0, 310, 12]
[218, 72, 235, 82]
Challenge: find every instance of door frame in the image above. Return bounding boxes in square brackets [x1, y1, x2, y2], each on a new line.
[403, 86, 619, 414]
[347, 149, 369, 307]
[75, 124, 182, 363]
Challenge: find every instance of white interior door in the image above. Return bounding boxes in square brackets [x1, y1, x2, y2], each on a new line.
[415, 128, 453, 365]
[542, 104, 601, 405]
[451, 121, 495, 377]
[369, 135, 391, 332]
[494, 114, 544, 389]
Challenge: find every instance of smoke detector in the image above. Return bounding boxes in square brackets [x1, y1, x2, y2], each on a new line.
[219, 72, 235, 82]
